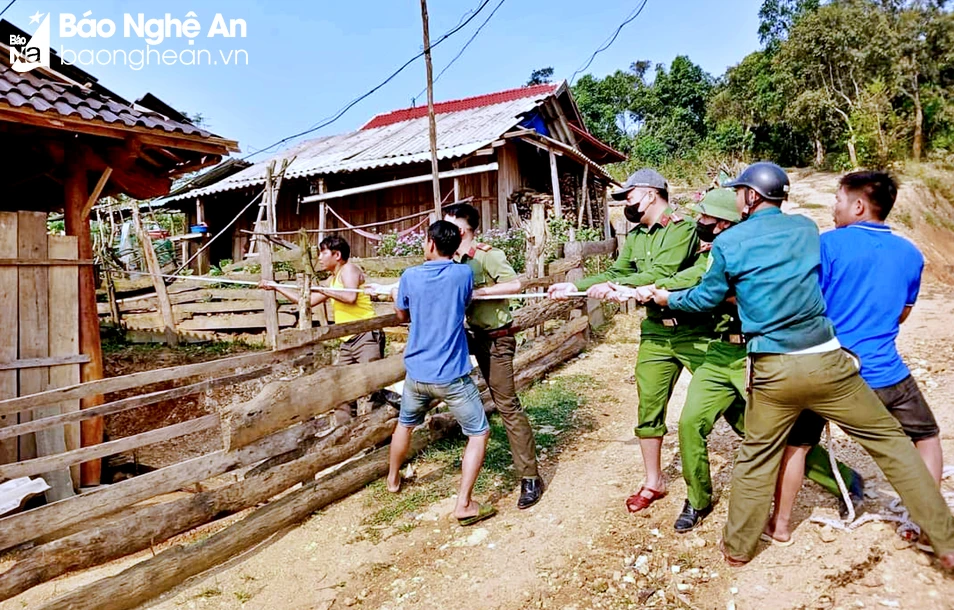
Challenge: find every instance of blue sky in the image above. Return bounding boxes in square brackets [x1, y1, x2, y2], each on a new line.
[8, 0, 763, 158]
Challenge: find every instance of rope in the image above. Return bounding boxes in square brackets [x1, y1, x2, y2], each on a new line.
[826, 422, 857, 523]
[147, 273, 587, 301]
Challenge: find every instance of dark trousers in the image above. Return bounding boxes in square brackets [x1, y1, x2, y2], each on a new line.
[468, 330, 539, 478]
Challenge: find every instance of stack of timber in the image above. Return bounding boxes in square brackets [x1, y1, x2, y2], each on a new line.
[0, 283, 601, 610]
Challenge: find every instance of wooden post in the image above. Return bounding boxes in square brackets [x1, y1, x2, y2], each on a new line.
[527, 202, 546, 280]
[297, 230, 313, 331]
[0, 214, 16, 465]
[104, 266, 121, 326]
[131, 205, 177, 347]
[63, 153, 104, 487]
[453, 177, 460, 203]
[317, 178, 327, 244]
[420, 0, 441, 217]
[549, 150, 562, 219]
[603, 186, 612, 239]
[260, 163, 280, 348]
[578, 164, 589, 230]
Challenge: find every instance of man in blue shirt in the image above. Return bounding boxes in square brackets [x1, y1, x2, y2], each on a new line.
[387, 221, 496, 527]
[650, 163, 954, 568]
[770, 171, 942, 548]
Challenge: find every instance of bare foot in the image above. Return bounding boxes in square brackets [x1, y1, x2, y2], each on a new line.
[386, 474, 401, 493]
[454, 499, 480, 521]
[762, 521, 791, 544]
[940, 552, 954, 571]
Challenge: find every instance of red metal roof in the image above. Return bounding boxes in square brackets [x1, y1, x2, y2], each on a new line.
[569, 124, 627, 164]
[361, 83, 559, 130]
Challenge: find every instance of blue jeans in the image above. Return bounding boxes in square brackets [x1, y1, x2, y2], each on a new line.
[399, 374, 489, 437]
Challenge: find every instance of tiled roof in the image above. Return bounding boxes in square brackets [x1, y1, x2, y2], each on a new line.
[361, 83, 559, 130]
[0, 61, 215, 138]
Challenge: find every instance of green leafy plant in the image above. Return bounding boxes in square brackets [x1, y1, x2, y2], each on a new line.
[375, 231, 425, 257]
[477, 227, 526, 273]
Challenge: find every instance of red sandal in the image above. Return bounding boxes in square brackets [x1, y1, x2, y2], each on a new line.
[625, 486, 667, 513]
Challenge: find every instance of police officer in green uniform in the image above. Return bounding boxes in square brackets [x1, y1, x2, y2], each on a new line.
[445, 203, 543, 509]
[549, 168, 712, 514]
[610, 189, 863, 534]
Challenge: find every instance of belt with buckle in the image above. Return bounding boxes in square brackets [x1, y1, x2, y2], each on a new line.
[722, 333, 745, 345]
[660, 318, 679, 327]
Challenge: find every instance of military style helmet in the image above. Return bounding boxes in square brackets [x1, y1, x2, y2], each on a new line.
[725, 162, 790, 201]
[694, 188, 740, 223]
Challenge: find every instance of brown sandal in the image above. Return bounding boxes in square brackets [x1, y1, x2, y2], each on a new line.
[719, 539, 749, 567]
[625, 486, 667, 513]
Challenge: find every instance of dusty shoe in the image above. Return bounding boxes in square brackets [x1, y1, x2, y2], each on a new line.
[517, 477, 544, 509]
[674, 499, 712, 533]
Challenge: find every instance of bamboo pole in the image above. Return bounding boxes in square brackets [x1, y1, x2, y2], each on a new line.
[420, 0, 441, 217]
[260, 162, 279, 348]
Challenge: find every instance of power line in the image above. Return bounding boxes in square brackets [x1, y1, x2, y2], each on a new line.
[569, 0, 649, 85]
[0, 0, 17, 18]
[244, 0, 493, 161]
[412, 0, 508, 105]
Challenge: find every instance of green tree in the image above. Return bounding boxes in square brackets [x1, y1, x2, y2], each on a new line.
[758, 0, 821, 47]
[777, 0, 897, 166]
[527, 67, 554, 86]
[571, 69, 641, 151]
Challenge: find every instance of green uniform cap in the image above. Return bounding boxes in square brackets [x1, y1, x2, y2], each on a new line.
[694, 188, 740, 223]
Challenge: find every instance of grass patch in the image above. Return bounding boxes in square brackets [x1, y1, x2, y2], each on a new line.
[357, 374, 593, 536]
[233, 591, 253, 604]
[894, 209, 914, 229]
[798, 202, 828, 210]
[195, 587, 222, 599]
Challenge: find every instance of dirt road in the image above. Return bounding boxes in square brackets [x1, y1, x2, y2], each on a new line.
[128, 288, 953, 610]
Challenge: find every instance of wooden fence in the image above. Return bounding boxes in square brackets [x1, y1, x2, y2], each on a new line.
[0, 238, 617, 610]
[0, 212, 87, 504]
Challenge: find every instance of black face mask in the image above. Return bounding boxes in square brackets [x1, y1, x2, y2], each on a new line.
[624, 205, 644, 224]
[695, 221, 718, 243]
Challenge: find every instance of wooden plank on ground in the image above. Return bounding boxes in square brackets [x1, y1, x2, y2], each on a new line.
[48, 235, 81, 492]
[0, 213, 16, 464]
[0, 414, 219, 481]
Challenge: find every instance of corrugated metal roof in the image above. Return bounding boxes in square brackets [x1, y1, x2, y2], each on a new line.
[167, 91, 554, 201]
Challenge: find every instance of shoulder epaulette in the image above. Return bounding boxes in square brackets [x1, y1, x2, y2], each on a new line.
[475, 243, 492, 252]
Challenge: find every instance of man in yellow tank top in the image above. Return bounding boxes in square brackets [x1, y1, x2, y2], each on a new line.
[261, 235, 383, 423]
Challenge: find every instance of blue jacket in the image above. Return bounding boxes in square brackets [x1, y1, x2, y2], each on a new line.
[668, 207, 834, 353]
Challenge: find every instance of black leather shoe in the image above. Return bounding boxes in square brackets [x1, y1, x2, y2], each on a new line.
[838, 472, 865, 520]
[517, 477, 544, 509]
[673, 499, 712, 533]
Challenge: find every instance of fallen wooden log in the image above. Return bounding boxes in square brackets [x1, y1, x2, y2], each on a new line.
[0, 409, 398, 602]
[35, 418, 449, 610]
[0, 416, 327, 552]
[1, 316, 590, 603]
[226, 354, 405, 450]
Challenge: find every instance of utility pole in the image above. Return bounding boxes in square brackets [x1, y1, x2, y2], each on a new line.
[420, 0, 441, 218]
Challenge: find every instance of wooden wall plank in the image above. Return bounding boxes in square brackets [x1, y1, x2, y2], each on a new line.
[20, 212, 75, 501]
[0, 213, 17, 464]
[48, 235, 81, 491]
[17, 211, 46, 462]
